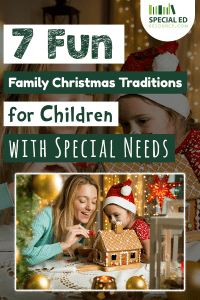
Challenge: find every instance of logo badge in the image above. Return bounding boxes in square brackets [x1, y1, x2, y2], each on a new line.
[141, 0, 195, 41]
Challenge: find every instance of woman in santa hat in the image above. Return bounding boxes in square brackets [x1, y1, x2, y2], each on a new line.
[103, 179, 150, 263]
[112, 41, 200, 182]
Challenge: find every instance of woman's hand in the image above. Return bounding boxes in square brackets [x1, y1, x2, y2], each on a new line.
[60, 225, 90, 252]
[22, 162, 77, 173]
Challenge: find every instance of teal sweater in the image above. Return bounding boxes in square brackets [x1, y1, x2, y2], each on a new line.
[0, 184, 85, 265]
[0, 183, 14, 210]
[24, 207, 85, 265]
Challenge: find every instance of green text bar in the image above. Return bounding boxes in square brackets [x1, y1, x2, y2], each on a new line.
[4, 134, 175, 163]
[4, 71, 187, 94]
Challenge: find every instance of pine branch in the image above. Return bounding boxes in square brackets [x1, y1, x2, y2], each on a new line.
[16, 174, 39, 288]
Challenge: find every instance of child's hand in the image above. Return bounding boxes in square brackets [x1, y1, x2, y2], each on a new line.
[87, 251, 94, 262]
[60, 224, 89, 252]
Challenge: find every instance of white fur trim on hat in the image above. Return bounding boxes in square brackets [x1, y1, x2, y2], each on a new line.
[103, 196, 136, 214]
[152, 52, 179, 72]
[110, 94, 190, 119]
[139, 94, 190, 119]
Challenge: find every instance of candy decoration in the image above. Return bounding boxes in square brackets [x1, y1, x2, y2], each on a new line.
[89, 231, 96, 236]
[66, 257, 78, 263]
[146, 175, 183, 212]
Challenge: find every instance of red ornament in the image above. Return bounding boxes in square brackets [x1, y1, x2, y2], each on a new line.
[181, 262, 184, 272]
[146, 175, 183, 212]
[88, 231, 96, 236]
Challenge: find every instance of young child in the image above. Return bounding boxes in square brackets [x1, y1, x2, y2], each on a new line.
[111, 41, 200, 182]
[103, 179, 150, 263]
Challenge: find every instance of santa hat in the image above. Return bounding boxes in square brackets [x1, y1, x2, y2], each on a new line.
[111, 41, 190, 119]
[103, 179, 136, 214]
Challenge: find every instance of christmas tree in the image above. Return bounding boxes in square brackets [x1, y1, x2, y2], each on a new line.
[16, 174, 39, 289]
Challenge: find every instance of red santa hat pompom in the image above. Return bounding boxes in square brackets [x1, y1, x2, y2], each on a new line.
[110, 41, 190, 119]
[103, 179, 136, 214]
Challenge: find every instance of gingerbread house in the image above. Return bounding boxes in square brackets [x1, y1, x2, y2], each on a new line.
[93, 220, 143, 267]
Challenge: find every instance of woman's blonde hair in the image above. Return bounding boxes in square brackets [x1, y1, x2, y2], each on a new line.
[52, 175, 100, 244]
[0, 64, 102, 183]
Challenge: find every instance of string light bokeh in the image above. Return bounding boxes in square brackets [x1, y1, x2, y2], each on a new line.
[113, 0, 150, 71]
[17, 174, 184, 231]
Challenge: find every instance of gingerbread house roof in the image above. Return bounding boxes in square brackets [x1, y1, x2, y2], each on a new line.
[94, 229, 143, 252]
